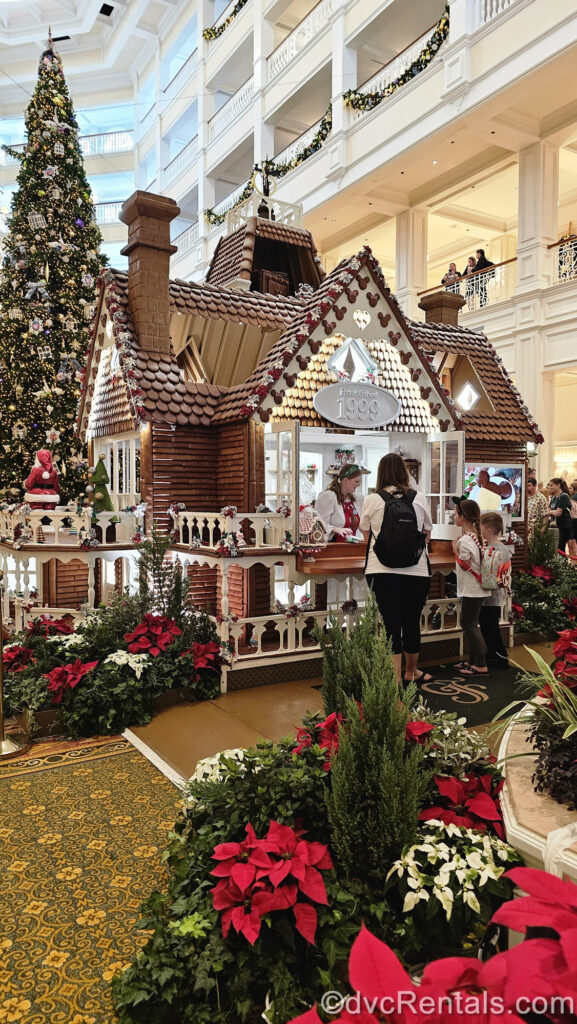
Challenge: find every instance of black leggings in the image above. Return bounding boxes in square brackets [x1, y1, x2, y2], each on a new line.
[366, 573, 430, 655]
[558, 525, 574, 552]
[461, 597, 486, 667]
[479, 605, 507, 662]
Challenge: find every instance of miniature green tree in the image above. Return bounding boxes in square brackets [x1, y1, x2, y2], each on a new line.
[315, 593, 381, 714]
[0, 39, 103, 501]
[89, 457, 114, 513]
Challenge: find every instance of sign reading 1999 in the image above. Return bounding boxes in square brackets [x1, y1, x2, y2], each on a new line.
[313, 382, 401, 429]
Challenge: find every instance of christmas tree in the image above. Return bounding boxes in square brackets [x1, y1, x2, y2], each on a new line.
[89, 457, 114, 513]
[0, 35, 104, 502]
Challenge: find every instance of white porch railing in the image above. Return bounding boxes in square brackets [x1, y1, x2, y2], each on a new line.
[210, 178, 252, 222]
[226, 192, 302, 231]
[267, 0, 337, 81]
[208, 77, 254, 143]
[0, 508, 139, 549]
[163, 49, 199, 102]
[80, 131, 134, 157]
[480, 0, 518, 23]
[94, 201, 123, 224]
[13, 600, 86, 632]
[351, 25, 443, 121]
[549, 237, 577, 285]
[274, 116, 324, 170]
[418, 258, 517, 311]
[228, 608, 334, 660]
[163, 136, 198, 186]
[173, 220, 199, 253]
[171, 510, 289, 550]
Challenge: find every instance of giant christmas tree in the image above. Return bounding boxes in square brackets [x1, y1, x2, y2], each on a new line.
[0, 38, 104, 502]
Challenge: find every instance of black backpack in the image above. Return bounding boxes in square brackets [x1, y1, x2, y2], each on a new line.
[371, 489, 427, 569]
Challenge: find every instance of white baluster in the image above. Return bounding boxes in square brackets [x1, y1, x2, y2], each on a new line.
[22, 558, 30, 601]
[87, 557, 96, 609]
[14, 557, 21, 596]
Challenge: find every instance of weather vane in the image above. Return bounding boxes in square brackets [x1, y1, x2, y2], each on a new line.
[253, 159, 281, 198]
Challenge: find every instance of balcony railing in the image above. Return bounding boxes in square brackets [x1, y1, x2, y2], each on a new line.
[549, 237, 577, 285]
[211, 0, 248, 37]
[80, 130, 134, 157]
[162, 49, 199, 102]
[418, 258, 518, 311]
[480, 0, 519, 23]
[274, 116, 324, 169]
[94, 201, 123, 224]
[163, 136, 198, 186]
[171, 510, 289, 550]
[208, 76, 254, 143]
[173, 220, 199, 254]
[210, 177, 252, 223]
[0, 508, 139, 550]
[351, 24, 443, 121]
[0, 130, 134, 166]
[267, 0, 337, 80]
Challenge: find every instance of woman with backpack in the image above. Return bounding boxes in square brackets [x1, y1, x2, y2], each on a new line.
[451, 497, 488, 676]
[360, 452, 433, 684]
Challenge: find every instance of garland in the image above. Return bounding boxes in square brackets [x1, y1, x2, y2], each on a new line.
[343, 7, 449, 113]
[203, 0, 249, 41]
[204, 104, 332, 227]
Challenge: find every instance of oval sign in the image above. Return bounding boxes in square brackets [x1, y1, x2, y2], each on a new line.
[313, 382, 401, 429]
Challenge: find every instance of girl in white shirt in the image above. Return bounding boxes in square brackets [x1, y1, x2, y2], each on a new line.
[452, 497, 488, 676]
[316, 465, 363, 541]
[360, 453, 433, 684]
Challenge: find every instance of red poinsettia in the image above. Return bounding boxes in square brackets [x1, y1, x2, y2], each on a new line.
[26, 615, 74, 638]
[2, 645, 35, 673]
[294, 711, 344, 771]
[405, 721, 435, 745]
[419, 774, 505, 839]
[45, 658, 99, 705]
[553, 628, 577, 660]
[527, 564, 554, 585]
[511, 602, 524, 621]
[563, 597, 577, 621]
[492, 867, 577, 941]
[211, 821, 333, 946]
[181, 640, 222, 681]
[124, 614, 181, 657]
[289, 919, 577, 1024]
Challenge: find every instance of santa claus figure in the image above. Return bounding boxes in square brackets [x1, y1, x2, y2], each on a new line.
[23, 449, 60, 510]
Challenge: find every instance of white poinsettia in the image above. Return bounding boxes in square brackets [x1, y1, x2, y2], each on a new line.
[47, 632, 87, 647]
[104, 650, 150, 679]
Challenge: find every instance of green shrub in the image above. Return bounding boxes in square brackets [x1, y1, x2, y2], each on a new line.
[315, 592, 381, 714]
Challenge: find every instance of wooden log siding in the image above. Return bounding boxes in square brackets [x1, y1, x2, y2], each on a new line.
[464, 440, 528, 571]
[187, 564, 218, 614]
[148, 422, 218, 532]
[52, 559, 90, 609]
[216, 421, 266, 509]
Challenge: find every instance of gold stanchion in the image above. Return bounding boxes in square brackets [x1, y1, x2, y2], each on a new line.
[0, 570, 31, 760]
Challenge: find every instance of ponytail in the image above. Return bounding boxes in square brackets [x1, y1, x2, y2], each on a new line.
[459, 498, 484, 548]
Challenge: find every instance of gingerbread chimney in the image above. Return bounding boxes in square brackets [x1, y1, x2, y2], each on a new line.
[418, 290, 466, 327]
[119, 191, 180, 352]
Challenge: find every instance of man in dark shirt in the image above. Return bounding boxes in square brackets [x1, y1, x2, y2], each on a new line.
[474, 249, 495, 307]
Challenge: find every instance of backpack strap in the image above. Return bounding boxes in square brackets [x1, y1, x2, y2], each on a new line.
[378, 488, 416, 504]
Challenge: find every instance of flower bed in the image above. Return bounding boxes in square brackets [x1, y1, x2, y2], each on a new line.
[2, 529, 225, 739]
[111, 602, 524, 1024]
[511, 523, 577, 639]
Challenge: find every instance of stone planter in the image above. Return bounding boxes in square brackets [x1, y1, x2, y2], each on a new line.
[499, 718, 577, 880]
[31, 708, 62, 738]
[513, 630, 554, 647]
[3, 709, 31, 738]
[152, 687, 198, 712]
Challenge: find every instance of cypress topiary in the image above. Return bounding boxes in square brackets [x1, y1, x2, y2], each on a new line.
[315, 592, 382, 715]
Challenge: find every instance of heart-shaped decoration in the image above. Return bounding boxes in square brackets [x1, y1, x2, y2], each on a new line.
[47, 405, 54, 414]
[353, 309, 371, 331]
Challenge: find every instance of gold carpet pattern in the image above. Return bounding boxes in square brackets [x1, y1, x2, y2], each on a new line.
[0, 739, 181, 1024]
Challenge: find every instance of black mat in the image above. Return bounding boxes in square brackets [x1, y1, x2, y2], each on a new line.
[414, 664, 531, 726]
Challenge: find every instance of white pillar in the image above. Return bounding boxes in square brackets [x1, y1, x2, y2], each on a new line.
[330, 8, 356, 138]
[197, 0, 217, 271]
[516, 141, 559, 293]
[395, 208, 428, 319]
[253, 0, 275, 165]
[514, 332, 555, 482]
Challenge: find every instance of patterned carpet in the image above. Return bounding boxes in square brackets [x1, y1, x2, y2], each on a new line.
[0, 738, 181, 1024]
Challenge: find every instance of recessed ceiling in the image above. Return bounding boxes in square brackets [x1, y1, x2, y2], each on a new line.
[0, 1, 104, 45]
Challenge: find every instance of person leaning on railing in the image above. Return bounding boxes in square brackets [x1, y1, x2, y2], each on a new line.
[461, 257, 477, 306]
[441, 263, 461, 293]
[474, 249, 495, 308]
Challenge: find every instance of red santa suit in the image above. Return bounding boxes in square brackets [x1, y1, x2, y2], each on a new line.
[24, 449, 60, 509]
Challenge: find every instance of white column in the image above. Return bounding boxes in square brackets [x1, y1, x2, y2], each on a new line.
[395, 208, 428, 319]
[253, 0, 275, 164]
[514, 332, 555, 482]
[516, 141, 559, 293]
[329, 7, 356, 140]
[197, 0, 217, 272]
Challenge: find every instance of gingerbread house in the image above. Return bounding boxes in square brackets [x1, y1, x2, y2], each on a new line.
[19, 190, 542, 687]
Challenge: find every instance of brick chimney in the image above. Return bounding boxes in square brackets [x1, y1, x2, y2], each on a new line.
[418, 290, 466, 327]
[120, 191, 180, 352]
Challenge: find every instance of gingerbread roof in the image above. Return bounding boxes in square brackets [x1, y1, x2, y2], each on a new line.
[169, 277, 298, 329]
[212, 247, 541, 443]
[205, 215, 325, 291]
[78, 270, 228, 438]
[407, 319, 541, 443]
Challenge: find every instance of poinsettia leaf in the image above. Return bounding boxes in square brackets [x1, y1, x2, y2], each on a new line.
[434, 776, 465, 803]
[293, 902, 317, 944]
[349, 925, 412, 1000]
[466, 792, 502, 821]
[504, 867, 577, 909]
[230, 862, 256, 894]
[300, 865, 328, 905]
